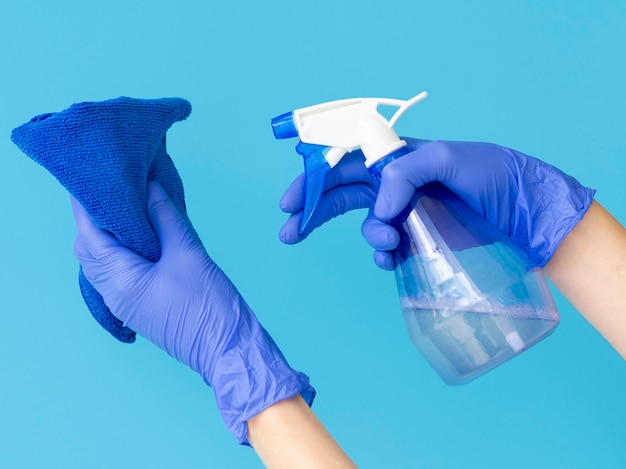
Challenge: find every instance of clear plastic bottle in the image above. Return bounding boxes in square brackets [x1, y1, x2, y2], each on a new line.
[369, 147, 559, 385]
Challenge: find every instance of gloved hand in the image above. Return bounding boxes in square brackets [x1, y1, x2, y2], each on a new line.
[279, 138, 595, 270]
[72, 181, 314, 444]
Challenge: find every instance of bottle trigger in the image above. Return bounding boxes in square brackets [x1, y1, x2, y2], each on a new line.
[296, 141, 331, 235]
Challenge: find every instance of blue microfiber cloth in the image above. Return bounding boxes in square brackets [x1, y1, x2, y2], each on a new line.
[11, 97, 195, 343]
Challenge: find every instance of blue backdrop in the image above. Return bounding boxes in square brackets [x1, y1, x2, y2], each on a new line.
[1, 1, 624, 467]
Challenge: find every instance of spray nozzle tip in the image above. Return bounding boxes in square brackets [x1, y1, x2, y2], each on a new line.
[271, 112, 298, 140]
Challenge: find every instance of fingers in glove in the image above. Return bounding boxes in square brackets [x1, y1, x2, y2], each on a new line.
[361, 209, 399, 251]
[373, 250, 395, 271]
[374, 141, 455, 220]
[279, 182, 377, 244]
[280, 151, 371, 213]
[145, 180, 202, 261]
[70, 194, 122, 260]
[70, 194, 150, 306]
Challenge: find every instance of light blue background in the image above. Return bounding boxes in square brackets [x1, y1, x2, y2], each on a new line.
[1, 1, 624, 467]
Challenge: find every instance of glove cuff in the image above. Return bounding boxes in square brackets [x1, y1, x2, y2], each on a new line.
[512, 151, 596, 267]
[206, 298, 316, 445]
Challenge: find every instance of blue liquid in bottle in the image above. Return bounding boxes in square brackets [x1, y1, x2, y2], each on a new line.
[370, 148, 559, 385]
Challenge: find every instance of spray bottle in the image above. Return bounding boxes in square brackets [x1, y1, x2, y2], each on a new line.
[271, 91, 559, 385]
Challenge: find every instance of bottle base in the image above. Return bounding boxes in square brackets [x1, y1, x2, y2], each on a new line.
[402, 305, 559, 385]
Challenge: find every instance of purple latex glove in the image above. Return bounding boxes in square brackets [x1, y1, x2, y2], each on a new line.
[280, 138, 595, 270]
[72, 181, 314, 444]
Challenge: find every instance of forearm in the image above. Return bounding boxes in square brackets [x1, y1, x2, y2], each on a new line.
[247, 395, 358, 469]
[544, 201, 626, 358]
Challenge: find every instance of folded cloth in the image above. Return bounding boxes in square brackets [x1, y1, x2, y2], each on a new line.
[11, 97, 195, 342]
